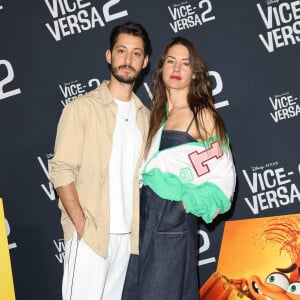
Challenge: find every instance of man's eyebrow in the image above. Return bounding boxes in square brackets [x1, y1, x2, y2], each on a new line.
[115, 45, 143, 51]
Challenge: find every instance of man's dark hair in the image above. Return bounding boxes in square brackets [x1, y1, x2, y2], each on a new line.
[110, 21, 152, 56]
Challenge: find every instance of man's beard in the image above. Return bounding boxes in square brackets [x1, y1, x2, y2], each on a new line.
[111, 64, 141, 84]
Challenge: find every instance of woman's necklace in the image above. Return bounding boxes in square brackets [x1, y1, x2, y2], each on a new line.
[167, 105, 189, 120]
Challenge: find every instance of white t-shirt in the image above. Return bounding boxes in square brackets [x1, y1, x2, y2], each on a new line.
[109, 98, 142, 233]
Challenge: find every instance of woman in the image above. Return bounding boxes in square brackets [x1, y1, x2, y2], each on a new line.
[122, 37, 236, 300]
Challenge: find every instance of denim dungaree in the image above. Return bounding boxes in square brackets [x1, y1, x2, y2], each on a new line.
[122, 119, 200, 300]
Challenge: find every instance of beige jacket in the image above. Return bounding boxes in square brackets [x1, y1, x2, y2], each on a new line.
[49, 80, 149, 257]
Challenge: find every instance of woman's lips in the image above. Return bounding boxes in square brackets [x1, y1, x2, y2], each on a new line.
[170, 75, 181, 80]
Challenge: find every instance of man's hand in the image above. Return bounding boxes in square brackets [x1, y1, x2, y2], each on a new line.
[75, 216, 86, 240]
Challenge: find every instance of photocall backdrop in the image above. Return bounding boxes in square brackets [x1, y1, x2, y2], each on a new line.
[1, 0, 299, 299]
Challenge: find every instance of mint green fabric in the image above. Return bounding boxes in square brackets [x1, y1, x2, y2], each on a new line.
[142, 168, 232, 223]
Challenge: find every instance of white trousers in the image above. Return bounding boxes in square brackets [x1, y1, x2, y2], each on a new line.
[62, 232, 131, 300]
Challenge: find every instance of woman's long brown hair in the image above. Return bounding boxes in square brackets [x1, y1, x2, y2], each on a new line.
[145, 37, 228, 156]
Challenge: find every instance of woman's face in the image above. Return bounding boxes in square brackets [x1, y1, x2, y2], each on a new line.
[162, 44, 195, 92]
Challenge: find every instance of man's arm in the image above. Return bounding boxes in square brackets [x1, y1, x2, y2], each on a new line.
[49, 101, 87, 238]
[56, 182, 86, 239]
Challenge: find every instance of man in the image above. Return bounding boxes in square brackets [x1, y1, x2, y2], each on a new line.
[49, 21, 151, 300]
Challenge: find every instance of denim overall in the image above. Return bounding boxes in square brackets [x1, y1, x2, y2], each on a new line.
[122, 121, 200, 300]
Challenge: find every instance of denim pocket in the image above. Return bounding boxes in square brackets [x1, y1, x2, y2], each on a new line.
[157, 201, 187, 232]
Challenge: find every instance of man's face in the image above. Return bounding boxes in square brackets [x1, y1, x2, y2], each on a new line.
[106, 33, 148, 84]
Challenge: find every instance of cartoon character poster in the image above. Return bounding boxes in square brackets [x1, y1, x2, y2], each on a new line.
[200, 214, 300, 300]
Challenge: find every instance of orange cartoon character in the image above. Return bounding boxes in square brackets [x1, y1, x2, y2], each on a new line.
[248, 215, 300, 299]
[248, 271, 300, 299]
[200, 215, 300, 300]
